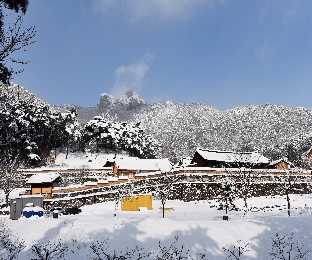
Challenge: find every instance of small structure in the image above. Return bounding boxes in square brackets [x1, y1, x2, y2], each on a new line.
[10, 195, 43, 220]
[121, 194, 152, 211]
[26, 172, 61, 198]
[191, 148, 270, 169]
[159, 207, 174, 213]
[105, 157, 172, 177]
[176, 157, 194, 168]
[268, 158, 294, 170]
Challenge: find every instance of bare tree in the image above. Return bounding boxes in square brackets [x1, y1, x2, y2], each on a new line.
[269, 232, 311, 260]
[114, 182, 135, 217]
[216, 175, 238, 217]
[0, 153, 22, 207]
[154, 236, 191, 260]
[0, 0, 35, 83]
[221, 153, 264, 214]
[275, 167, 303, 217]
[89, 238, 149, 260]
[223, 240, 251, 260]
[29, 239, 68, 260]
[155, 173, 180, 218]
[230, 168, 260, 214]
[0, 220, 25, 260]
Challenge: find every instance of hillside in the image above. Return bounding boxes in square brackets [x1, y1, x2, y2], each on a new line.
[0, 82, 51, 108]
[129, 102, 312, 162]
[24, 87, 312, 164]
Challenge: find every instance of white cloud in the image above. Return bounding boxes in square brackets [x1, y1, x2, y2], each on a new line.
[94, 0, 219, 21]
[258, 1, 297, 26]
[111, 53, 154, 98]
[283, 2, 297, 25]
[255, 41, 268, 60]
[255, 40, 276, 60]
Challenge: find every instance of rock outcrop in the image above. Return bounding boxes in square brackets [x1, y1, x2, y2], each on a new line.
[98, 91, 146, 110]
[118, 90, 146, 110]
[98, 93, 116, 108]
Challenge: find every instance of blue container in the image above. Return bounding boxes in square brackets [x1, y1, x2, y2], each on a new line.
[23, 210, 34, 218]
[34, 211, 44, 217]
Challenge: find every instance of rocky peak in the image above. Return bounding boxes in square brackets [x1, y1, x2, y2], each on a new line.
[118, 90, 146, 110]
[98, 93, 116, 108]
[98, 91, 146, 110]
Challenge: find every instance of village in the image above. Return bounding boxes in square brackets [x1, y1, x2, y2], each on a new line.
[0, 147, 311, 259]
[2, 0, 312, 258]
[6, 147, 312, 221]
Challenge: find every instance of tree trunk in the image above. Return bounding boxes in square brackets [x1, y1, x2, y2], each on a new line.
[66, 139, 69, 159]
[286, 190, 291, 217]
[54, 140, 57, 158]
[6, 193, 9, 208]
[226, 197, 228, 215]
[162, 202, 165, 218]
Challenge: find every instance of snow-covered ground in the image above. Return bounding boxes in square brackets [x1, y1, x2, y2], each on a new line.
[2, 195, 312, 259]
[43, 150, 124, 169]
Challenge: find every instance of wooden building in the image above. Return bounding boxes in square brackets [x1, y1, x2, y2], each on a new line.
[268, 158, 294, 170]
[26, 172, 62, 197]
[104, 157, 172, 178]
[191, 148, 270, 169]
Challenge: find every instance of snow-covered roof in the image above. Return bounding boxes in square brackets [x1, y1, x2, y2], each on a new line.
[67, 184, 84, 188]
[98, 180, 108, 184]
[195, 148, 269, 164]
[26, 173, 61, 184]
[107, 176, 118, 182]
[84, 181, 98, 186]
[112, 157, 172, 172]
[269, 158, 294, 167]
[20, 194, 43, 198]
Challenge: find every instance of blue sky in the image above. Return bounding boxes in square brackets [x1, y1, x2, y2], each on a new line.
[6, 0, 312, 110]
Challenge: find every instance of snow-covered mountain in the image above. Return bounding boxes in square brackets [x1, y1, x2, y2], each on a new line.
[129, 102, 312, 162]
[28, 87, 312, 164]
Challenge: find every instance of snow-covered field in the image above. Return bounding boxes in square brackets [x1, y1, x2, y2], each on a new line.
[2, 195, 312, 259]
